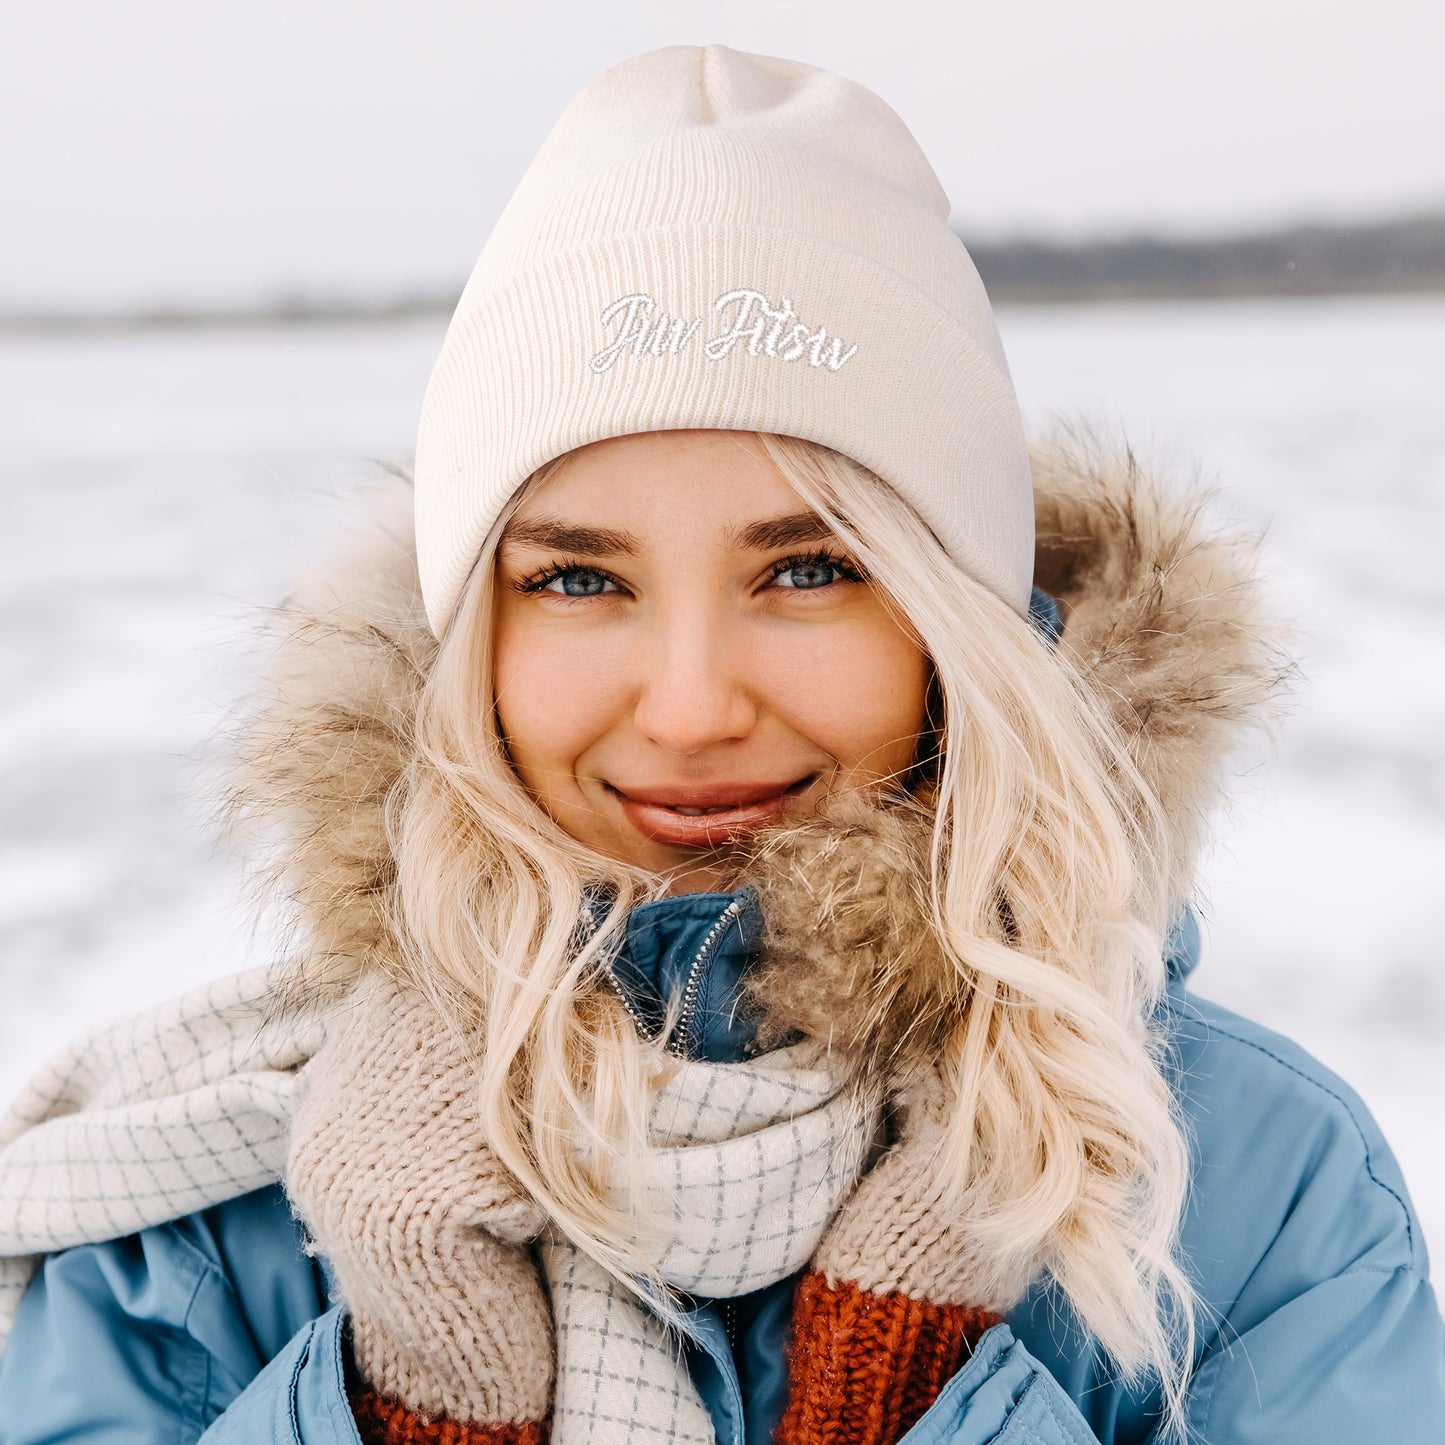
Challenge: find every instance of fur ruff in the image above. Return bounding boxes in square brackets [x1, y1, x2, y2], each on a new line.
[231, 433, 1287, 1026]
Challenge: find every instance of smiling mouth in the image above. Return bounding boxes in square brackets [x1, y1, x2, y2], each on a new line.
[609, 777, 815, 848]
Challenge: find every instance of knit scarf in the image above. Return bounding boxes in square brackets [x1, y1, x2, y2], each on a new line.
[543, 1045, 875, 1444]
[0, 970, 322, 1345]
[0, 967, 877, 1445]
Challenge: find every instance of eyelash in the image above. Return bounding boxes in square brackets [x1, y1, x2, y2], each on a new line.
[513, 549, 866, 597]
[766, 549, 866, 587]
[513, 557, 610, 595]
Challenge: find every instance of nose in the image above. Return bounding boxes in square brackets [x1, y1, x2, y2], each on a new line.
[631, 610, 758, 755]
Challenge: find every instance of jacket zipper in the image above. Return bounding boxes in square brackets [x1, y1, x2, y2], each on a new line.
[721, 1297, 739, 1351]
[584, 906, 663, 1045]
[596, 896, 746, 1058]
[670, 897, 745, 1060]
[605, 971, 663, 1044]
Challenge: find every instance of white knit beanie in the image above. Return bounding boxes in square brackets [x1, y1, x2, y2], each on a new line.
[415, 44, 1034, 637]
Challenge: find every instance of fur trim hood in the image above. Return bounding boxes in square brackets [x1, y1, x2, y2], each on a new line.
[231, 433, 1287, 1001]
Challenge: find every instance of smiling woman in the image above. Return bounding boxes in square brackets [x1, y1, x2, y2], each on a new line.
[1, 40, 1442, 1445]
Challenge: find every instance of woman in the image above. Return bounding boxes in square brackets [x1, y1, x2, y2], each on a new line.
[0, 44, 1440, 1445]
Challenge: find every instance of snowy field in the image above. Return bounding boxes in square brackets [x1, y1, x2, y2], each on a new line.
[1, 296, 1442, 1261]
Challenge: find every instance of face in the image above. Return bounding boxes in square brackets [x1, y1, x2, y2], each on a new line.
[492, 430, 932, 893]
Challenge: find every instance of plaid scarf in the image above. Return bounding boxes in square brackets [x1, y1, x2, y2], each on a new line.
[542, 1046, 874, 1443]
[0, 969, 318, 1346]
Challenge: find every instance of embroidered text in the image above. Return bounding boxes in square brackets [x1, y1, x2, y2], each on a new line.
[588, 289, 858, 374]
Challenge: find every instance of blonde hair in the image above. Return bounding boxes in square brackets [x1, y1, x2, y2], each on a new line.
[388, 434, 1196, 1434]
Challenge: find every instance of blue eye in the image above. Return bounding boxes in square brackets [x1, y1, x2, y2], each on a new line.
[771, 553, 861, 590]
[775, 561, 838, 589]
[541, 568, 616, 597]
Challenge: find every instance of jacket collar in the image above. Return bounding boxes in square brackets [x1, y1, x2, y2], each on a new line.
[589, 889, 764, 1064]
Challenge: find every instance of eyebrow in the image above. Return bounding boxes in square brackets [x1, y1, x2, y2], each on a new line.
[729, 511, 838, 551]
[499, 509, 839, 558]
[498, 518, 642, 556]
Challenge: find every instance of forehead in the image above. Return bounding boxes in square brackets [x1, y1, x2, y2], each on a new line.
[508, 430, 806, 531]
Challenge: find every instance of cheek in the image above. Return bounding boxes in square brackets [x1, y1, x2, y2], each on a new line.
[760, 620, 930, 766]
[491, 619, 629, 784]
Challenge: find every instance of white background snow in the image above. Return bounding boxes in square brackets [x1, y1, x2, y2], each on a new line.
[2, 295, 1441, 1263]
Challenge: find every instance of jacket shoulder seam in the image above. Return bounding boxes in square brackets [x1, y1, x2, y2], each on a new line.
[1192, 1017, 1418, 1268]
[1332, 1263, 1424, 1283]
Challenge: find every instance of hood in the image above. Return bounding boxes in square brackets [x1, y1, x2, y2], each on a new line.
[231, 431, 1286, 1000]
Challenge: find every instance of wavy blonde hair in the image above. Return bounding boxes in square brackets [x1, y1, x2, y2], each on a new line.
[388, 433, 1197, 1435]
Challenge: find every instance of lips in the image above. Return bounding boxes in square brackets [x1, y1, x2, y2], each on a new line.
[611, 777, 813, 848]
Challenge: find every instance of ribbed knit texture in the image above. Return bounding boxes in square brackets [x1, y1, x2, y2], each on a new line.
[775, 1273, 1001, 1445]
[414, 44, 1033, 635]
[286, 978, 555, 1428]
[349, 1389, 548, 1445]
[810, 1062, 1042, 1313]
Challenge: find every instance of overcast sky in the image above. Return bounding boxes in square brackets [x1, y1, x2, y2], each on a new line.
[3, 0, 1443, 315]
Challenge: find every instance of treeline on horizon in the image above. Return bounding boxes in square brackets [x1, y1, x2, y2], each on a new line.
[961, 210, 1445, 303]
[6, 212, 1444, 330]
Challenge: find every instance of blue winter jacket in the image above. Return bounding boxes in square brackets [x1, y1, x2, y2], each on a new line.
[1, 894, 1442, 1443]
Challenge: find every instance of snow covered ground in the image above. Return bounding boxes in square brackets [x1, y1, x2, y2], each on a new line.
[2, 296, 1442, 1260]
